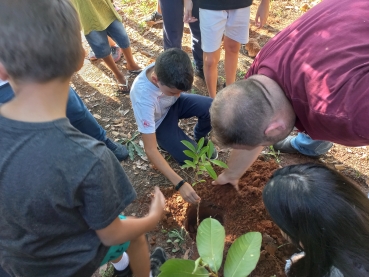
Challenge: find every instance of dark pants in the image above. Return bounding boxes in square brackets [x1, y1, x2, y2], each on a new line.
[156, 93, 212, 164]
[159, 0, 203, 70]
[0, 83, 106, 142]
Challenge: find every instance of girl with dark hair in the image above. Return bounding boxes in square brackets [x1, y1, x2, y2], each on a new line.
[263, 163, 369, 277]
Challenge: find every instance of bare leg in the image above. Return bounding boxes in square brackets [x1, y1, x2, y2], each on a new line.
[203, 48, 221, 98]
[126, 234, 150, 277]
[108, 36, 116, 47]
[224, 36, 241, 86]
[157, 0, 162, 14]
[121, 47, 141, 71]
[102, 55, 128, 91]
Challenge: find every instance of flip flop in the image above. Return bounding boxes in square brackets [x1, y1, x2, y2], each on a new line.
[117, 76, 130, 94]
[128, 69, 143, 75]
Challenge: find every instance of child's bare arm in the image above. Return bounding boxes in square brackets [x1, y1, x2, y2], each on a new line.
[95, 187, 165, 246]
[142, 133, 200, 204]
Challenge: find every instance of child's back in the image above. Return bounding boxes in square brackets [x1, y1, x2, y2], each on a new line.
[0, 116, 135, 276]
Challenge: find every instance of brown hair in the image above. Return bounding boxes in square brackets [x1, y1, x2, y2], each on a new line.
[211, 78, 290, 147]
[0, 0, 84, 83]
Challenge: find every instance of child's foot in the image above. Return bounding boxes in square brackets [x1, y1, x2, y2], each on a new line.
[115, 74, 130, 93]
[88, 50, 97, 61]
[126, 64, 142, 75]
[144, 11, 163, 22]
[111, 46, 122, 62]
[150, 247, 167, 277]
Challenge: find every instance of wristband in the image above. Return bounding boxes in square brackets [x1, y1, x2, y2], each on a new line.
[175, 180, 186, 191]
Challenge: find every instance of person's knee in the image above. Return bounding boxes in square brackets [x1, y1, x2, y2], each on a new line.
[224, 39, 240, 53]
[203, 53, 219, 68]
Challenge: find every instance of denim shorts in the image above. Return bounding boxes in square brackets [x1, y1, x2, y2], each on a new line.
[85, 20, 130, 59]
[99, 215, 130, 266]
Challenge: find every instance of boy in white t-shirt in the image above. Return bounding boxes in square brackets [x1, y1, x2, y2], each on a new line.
[130, 48, 214, 204]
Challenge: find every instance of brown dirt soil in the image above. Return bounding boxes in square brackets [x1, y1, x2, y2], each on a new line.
[159, 158, 297, 277]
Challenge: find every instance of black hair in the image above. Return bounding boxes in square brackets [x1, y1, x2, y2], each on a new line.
[263, 163, 369, 277]
[154, 48, 193, 91]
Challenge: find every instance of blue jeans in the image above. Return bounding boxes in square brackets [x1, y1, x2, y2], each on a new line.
[85, 20, 130, 59]
[159, 0, 203, 70]
[0, 83, 106, 142]
[156, 93, 212, 164]
[291, 133, 333, 156]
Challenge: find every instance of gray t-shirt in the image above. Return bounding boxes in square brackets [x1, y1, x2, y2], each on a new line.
[0, 116, 136, 277]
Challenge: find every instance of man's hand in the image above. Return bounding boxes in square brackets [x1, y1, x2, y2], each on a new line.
[255, 0, 270, 28]
[149, 186, 165, 220]
[212, 172, 239, 191]
[183, 0, 198, 23]
[179, 182, 201, 204]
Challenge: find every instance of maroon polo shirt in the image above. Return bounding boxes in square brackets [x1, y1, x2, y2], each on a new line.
[245, 0, 369, 146]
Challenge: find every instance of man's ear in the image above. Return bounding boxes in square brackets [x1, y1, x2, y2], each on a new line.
[264, 119, 287, 137]
[0, 62, 9, 81]
[151, 72, 159, 85]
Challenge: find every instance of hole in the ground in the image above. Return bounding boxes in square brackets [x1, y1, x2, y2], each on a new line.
[184, 201, 225, 239]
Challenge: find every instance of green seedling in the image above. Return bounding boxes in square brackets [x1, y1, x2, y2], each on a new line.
[118, 131, 145, 160]
[237, 70, 246, 78]
[265, 145, 281, 163]
[166, 228, 186, 253]
[159, 218, 262, 277]
[181, 138, 228, 186]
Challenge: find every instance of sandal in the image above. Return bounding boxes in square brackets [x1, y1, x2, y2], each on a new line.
[117, 76, 130, 93]
[128, 69, 143, 75]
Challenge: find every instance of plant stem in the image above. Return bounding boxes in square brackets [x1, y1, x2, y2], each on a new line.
[197, 200, 201, 228]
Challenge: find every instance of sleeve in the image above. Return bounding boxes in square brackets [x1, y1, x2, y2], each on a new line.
[78, 149, 137, 230]
[132, 102, 156, 134]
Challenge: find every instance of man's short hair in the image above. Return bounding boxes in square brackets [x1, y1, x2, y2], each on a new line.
[211, 78, 282, 147]
[154, 48, 193, 91]
[0, 0, 84, 83]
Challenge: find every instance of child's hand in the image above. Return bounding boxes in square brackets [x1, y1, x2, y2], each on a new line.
[149, 187, 165, 220]
[183, 0, 198, 23]
[255, 0, 270, 28]
[179, 182, 201, 204]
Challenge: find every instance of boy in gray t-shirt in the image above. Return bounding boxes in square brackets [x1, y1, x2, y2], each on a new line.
[0, 1, 166, 277]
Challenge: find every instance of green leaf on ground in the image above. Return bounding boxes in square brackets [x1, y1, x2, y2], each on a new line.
[158, 259, 208, 277]
[224, 232, 262, 277]
[197, 218, 225, 273]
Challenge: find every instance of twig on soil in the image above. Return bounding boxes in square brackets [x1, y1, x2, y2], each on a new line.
[197, 201, 200, 228]
[85, 81, 126, 87]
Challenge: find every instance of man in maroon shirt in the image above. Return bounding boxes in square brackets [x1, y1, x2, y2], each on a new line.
[210, 0, 369, 189]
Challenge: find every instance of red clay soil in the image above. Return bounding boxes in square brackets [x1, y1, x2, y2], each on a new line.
[161, 158, 297, 277]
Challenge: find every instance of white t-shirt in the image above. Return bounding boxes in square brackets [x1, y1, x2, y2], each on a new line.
[130, 64, 178, 134]
[0, 80, 8, 87]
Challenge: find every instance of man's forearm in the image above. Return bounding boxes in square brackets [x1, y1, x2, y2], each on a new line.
[225, 146, 264, 179]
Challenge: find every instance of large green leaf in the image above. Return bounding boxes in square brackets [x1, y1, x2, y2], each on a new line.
[197, 137, 205, 153]
[224, 232, 262, 277]
[197, 218, 225, 273]
[158, 259, 208, 277]
[184, 160, 196, 168]
[210, 159, 228, 169]
[131, 141, 145, 157]
[205, 165, 217, 180]
[183, 150, 197, 160]
[181, 140, 197, 153]
[198, 146, 209, 158]
[207, 141, 214, 158]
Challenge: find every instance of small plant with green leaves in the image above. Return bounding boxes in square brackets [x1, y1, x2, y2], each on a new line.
[166, 228, 186, 253]
[159, 218, 262, 277]
[118, 131, 145, 160]
[181, 138, 228, 186]
[265, 145, 281, 163]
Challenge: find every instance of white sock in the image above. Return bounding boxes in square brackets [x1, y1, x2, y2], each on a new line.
[149, 271, 153, 277]
[112, 252, 130, 271]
